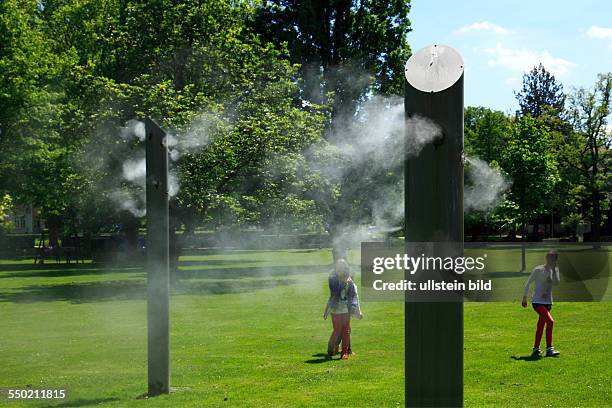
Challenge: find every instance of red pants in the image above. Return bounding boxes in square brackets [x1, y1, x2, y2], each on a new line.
[534, 305, 554, 348]
[328, 313, 350, 356]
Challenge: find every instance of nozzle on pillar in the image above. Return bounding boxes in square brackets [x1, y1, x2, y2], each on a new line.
[404, 44, 464, 93]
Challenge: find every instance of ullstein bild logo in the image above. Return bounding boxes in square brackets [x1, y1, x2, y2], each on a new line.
[361, 242, 611, 302]
[371, 253, 487, 275]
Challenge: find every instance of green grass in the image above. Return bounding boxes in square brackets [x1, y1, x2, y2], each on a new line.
[0, 249, 609, 407]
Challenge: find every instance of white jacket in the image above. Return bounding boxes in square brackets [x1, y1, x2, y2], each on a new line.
[523, 265, 560, 304]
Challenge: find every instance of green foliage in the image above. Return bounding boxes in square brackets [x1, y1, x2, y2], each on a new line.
[0, 0, 413, 235]
[0, 194, 14, 231]
[0, 0, 337, 234]
[253, 0, 412, 115]
[515, 63, 565, 119]
[0, 0, 79, 220]
[556, 73, 612, 239]
[500, 115, 559, 227]
[464, 106, 512, 164]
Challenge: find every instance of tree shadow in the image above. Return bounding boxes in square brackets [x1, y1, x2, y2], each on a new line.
[0, 266, 143, 279]
[0, 261, 322, 304]
[182, 248, 305, 256]
[510, 354, 542, 361]
[0, 260, 324, 281]
[178, 259, 266, 267]
[0, 263, 102, 272]
[178, 264, 327, 280]
[40, 397, 120, 407]
[174, 278, 297, 296]
[0, 277, 297, 304]
[0, 280, 146, 303]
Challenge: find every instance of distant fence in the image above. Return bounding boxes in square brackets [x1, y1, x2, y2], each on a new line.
[0, 234, 36, 257]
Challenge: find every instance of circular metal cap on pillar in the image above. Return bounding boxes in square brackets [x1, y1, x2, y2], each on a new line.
[405, 44, 463, 93]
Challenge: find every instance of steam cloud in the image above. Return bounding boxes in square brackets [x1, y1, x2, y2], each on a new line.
[93, 97, 509, 249]
[100, 113, 219, 217]
[464, 156, 511, 213]
[120, 119, 146, 141]
[321, 96, 443, 251]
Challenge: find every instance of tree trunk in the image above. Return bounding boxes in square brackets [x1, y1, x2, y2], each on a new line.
[46, 215, 62, 249]
[521, 222, 527, 273]
[592, 192, 601, 242]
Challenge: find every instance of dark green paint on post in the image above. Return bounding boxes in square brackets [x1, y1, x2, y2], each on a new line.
[144, 118, 170, 396]
[404, 45, 464, 407]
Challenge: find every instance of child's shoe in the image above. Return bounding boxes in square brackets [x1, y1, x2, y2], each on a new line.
[531, 347, 542, 356]
[546, 347, 560, 357]
[341, 353, 349, 360]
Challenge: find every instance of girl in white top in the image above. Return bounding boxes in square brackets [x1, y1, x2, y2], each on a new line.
[522, 250, 561, 357]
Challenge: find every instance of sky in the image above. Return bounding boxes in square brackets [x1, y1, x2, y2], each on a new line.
[407, 0, 612, 113]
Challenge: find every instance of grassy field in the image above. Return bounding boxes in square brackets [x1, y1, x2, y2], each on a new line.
[0, 248, 609, 407]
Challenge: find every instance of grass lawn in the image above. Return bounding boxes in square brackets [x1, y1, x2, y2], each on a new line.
[0, 248, 609, 407]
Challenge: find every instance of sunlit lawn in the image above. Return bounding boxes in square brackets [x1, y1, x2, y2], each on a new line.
[0, 248, 609, 407]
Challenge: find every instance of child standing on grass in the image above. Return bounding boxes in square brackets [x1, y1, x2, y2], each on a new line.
[324, 259, 363, 360]
[522, 250, 561, 357]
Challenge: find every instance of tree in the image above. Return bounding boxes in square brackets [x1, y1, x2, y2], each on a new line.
[253, 1, 412, 260]
[514, 64, 576, 241]
[0, 0, 81, 244]
[515, 63, 565, 119]
[0, 1, 330, 275]
[30, 0, 333, 280]
[463, 107, 512, 239]
[558, 73, 612, 242]
[253, 0, 412, 117]
[464, 106, 511, 164]
[500, 115, 558, 271]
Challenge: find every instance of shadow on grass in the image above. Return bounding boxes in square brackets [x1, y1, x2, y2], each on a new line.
[41, 397, 120, 407]
[174, 278, 297, 297]
[176, 259, 266, 267]
[305, 353, 334, 364]
[0, 277, 297, 304]
[510, 354, 542, 361]
[0, 259, 257, 277]
[0, 266, 143, 279]
[179, 264, 328, 280]
[182, 248, 324, 255]
[0, 259, 317, 280]
[0, 263, 96, 272]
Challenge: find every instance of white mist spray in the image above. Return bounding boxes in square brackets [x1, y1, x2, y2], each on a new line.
[464, 155, 511, 213]
[319, 96, 444, 252]
[108, 114, 221, 217]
